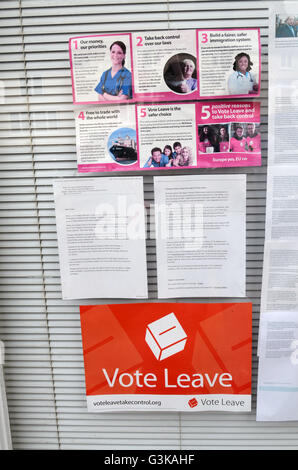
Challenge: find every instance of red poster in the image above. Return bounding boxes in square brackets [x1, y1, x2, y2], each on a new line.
[80, 303, 252, 412]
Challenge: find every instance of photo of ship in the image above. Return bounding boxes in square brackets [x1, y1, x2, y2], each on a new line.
[108, 128, 138, 165]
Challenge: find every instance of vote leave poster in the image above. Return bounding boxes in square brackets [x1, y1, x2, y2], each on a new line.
[80, 303, 252, 412]
[197, 101, 261, 168]
[75, 101, 261, 172]
[69, 28, 261, 104]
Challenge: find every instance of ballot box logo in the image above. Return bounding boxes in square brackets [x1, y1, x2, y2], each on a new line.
[145, 312, 188, 361]
[188, 398, 198, 408]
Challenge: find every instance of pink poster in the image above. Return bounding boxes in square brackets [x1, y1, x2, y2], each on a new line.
[69, 28, 261, 172]
[131, 29, 198, 103]
[197, 101, 261, 168]
[69, 33, 134, 106]
[69, 28, 261, 104]
[75, 101, 261, 172]
[197, 29, 261, 99]
[75, 105, 139, 173]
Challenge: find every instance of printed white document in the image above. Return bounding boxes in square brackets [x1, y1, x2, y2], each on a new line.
[261, 241, 298, 313]
[265, 165, 298, 242]
[53, 177, 148, 300]
[257, 355, 298, 421]
[258, 310, 298, 358]
[257, 311, 298, 421]
[260, 2, 298, 317]
[257, 2, 298, 421]
[154, 174, 246, 298]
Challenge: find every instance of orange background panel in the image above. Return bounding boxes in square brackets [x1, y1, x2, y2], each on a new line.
[80, 303, 252, 396]
[80, 305, 143, 394]
[193, 304, 252, 390]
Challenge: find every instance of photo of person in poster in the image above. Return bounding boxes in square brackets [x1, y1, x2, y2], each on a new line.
[218, 126, 230, 152]
[245, 123, 261, 152]
[227, 52, 258, 95]
[94, 40, 132, 101]
[180, 58, 197, 93]
[229, 125, 247, 152]
[172, 142, 182, 160]
[162, 145, 174, 164]
[163, 54, 197, 94]
[171, 146, 194, 166]
[144, 147, 169, 167]
[144, 143, 194, 168]
[276, 16, 297, 37]
[198, 125, 230, 153]
[198, 125, 219, 153]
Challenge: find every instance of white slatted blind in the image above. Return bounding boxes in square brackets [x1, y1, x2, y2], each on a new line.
[1, 0, 298, 450]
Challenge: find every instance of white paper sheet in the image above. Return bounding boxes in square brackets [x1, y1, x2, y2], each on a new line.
[265, 166, 298, 241]
[257, 311, 298, 421]
[154, 174, 246, 298]
[261, 241, 298, 313]
[258, 310, 298, 359]
[257, 2, 298, 421]
[260, 2, 298, 313]
[257, 356, 298, 421]
[53, 177, 148, 300]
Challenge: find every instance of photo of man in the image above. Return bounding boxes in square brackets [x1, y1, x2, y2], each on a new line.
[173, 142, 182, 159]
[229, 125, 246, 152]
[276, 16, 297, 38]
[143, 147, 169, 167]
[245, 123, 261, 152]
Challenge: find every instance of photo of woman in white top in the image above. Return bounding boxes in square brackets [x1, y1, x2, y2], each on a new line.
[227, 52, 258, 95]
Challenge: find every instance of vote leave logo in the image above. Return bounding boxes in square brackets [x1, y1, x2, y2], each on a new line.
[188, 398, 198, 408]
[145, 313, 188, 361]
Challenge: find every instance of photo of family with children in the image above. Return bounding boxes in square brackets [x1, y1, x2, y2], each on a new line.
[143, 142, 195, 168]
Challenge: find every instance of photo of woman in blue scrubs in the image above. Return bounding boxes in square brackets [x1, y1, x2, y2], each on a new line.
[95, 40, 132, 101]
